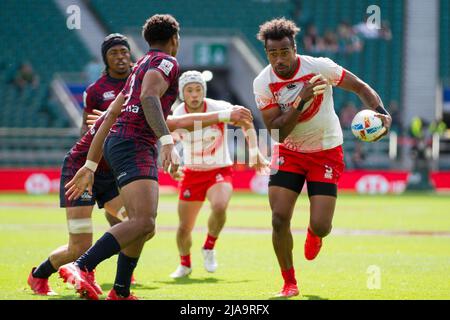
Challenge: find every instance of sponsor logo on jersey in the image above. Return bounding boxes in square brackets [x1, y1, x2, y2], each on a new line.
[121, 105, 140, 113]
[216, 173, 224, 182]
[277, 156, 285, 166]
[183, 189, 191, 199]
[157, 59, 174, 76]
[324, 165, 333, 179]
[103, 91, 116, 101]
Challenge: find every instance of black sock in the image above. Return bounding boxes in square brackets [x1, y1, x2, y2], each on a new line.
[113, 252, 139, 297]
[75, 232, 121, 272]
[33, 258, 57, 279]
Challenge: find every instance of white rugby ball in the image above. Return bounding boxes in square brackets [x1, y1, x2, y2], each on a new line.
[351, 109, 385, 142]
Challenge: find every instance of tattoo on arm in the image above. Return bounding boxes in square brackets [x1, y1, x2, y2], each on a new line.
[141, 96, 170, 138]
[80, 112, 88, 137]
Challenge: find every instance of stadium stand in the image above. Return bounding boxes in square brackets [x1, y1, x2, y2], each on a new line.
[0, 0, 90, 127]
[441, 0, 450, 83]
[90, 0, 403, 117]
[0, 0, 405, 168]
[0, 0, 91, 166]
[89, 0, 292, 59]
[90, 0, 402, 168]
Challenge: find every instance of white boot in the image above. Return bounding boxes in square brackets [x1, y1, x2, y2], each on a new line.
[201, 248, 218, 273]
[170, 265, 192, 278]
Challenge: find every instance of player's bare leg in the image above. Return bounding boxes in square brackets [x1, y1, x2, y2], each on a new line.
[206, 182, 232, 237]
[107, 180, 158, 246]
[202, 182, 233, 272]
[103, 196, 138, 284]
[28, 206, 94, 296]
[171, 200, 202, 278]
[305, 195, 336, 260]
[177, 201, 203, 255]
[104, 210, 122, 226]
[50, 206, 94, 267]
[105, 180, 158, 299]
[60, 180, 158, 300]
[269, 186, 300, 297]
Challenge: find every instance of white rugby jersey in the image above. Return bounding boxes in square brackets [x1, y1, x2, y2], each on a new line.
[253, 54, 345, 153]
[172, 98, 233, 170]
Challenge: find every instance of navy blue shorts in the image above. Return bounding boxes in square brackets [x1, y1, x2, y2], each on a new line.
[103, 136, 159, 189]
[59, 170, 119, 209]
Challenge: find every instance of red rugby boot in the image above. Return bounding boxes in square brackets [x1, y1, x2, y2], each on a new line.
[106, 289, 138, 300]
[276, 283, 300, 298]
[86, 270, 103, 295]
[59, 264, 99, 300]
[304, 227, 322, 260]
[131, 274, 137, 285]
[27, 268, 57, 296]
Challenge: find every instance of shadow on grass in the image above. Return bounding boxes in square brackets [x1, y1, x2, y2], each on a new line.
[303, 294, 329, 300]
[100, 283, 159, 291]
[48, 294, 86, 300]
[154, 277, 251, 286]
[268, 294, 328, 301]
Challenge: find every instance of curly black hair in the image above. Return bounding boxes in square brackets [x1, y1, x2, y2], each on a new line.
[142, 14, 180, 46]
[257, 17, 300, 47]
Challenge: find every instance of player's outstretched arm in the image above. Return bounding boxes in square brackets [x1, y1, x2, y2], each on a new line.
[166, 106, 253, 132]
[337, 70, 392, 140]
[65, 93, 125, 200]
[234, 111, 269, 174]
[261, 74, 327, 142]
[140, 70, 179, 174]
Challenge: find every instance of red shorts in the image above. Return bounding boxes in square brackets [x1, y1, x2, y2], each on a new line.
[179, 166, 233, 202]
[270, 144, 345, 185]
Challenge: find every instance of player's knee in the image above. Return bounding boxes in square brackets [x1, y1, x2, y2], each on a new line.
[272, 213, 290, 232]
[137, 217, 156, 237]
[211, 202, 227, 215]
[310, 222, 332, 238]
[178, 224, 193, 237]
[144, 230, 155, 241]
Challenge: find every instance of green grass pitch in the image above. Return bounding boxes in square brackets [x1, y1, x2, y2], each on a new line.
[0, 192, 449, 300]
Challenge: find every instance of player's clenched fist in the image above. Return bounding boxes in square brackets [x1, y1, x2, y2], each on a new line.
[293, 74, 328, 109]
[229, 106, 253, 126]
[64, 166, 95, 200]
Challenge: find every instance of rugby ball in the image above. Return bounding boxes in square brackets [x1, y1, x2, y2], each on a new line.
[351, 109, 385, 142]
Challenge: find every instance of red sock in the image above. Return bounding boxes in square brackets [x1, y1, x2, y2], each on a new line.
[308, 227, 319, 238]
[180, 254, 191, 268]
[203, 234, 218, 250]
[281, 267, 297, 285]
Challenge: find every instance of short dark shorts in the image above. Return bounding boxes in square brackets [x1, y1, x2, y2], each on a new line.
[103, 136, 159, 189]
[60, 159, 119, 209]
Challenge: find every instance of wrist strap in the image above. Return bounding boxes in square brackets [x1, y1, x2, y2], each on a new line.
[159, 134, 174, 146]
[293, 96, 306, 111]
[84, 160, 98, 172]
[218, 110, 232, 123]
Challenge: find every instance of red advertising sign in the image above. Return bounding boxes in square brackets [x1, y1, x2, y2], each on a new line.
[0, 168, 449, 194]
